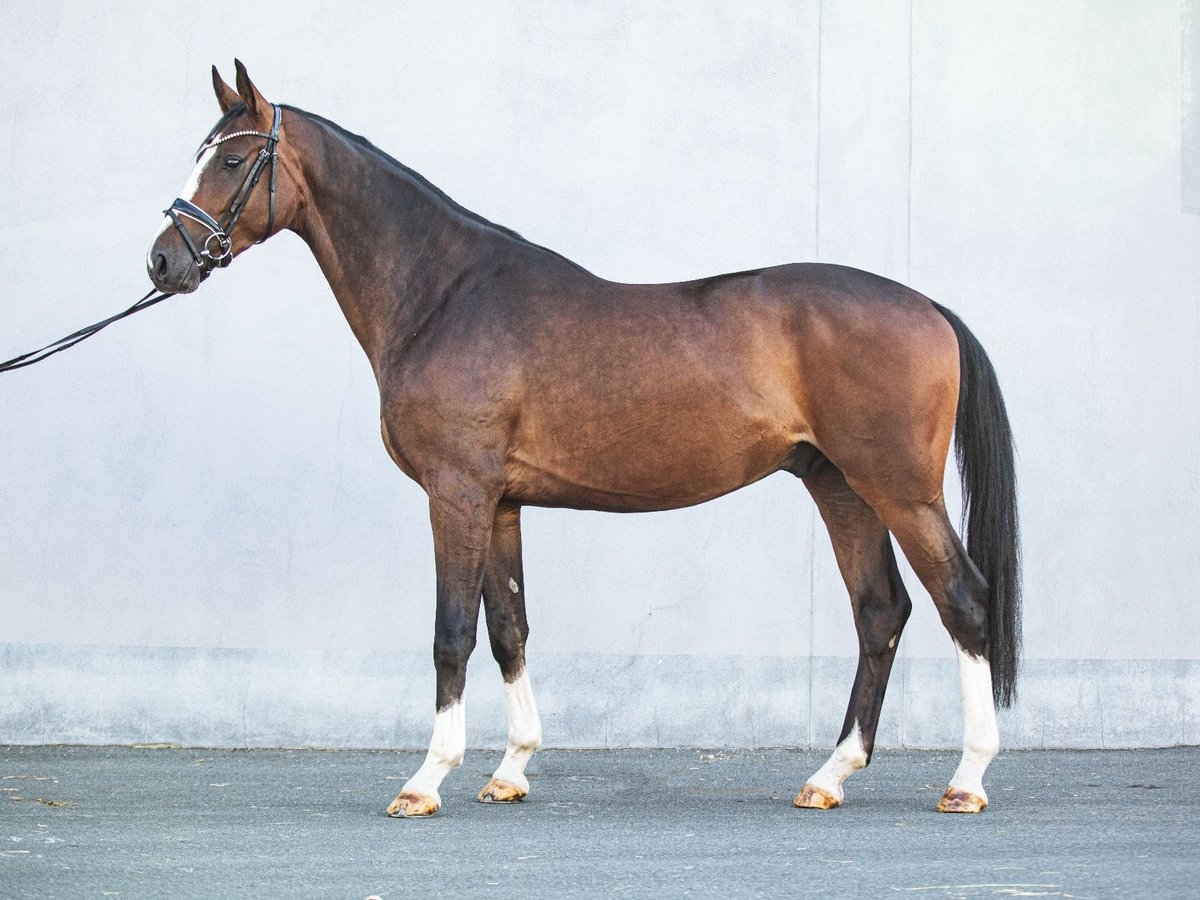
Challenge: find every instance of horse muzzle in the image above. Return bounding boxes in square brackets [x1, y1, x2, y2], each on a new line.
[147, 241, 206, 294]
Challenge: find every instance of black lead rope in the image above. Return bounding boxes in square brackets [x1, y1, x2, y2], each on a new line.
[1, 105, 282, 376]
[0, 288, 175, 373]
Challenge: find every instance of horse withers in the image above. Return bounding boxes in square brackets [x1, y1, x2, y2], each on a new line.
[146, 62, 1020, 817]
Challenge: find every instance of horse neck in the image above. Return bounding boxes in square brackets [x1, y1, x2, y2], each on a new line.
[288, 114, 513, 370]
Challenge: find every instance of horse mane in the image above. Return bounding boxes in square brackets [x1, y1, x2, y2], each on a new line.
[281, 104, 591, 274]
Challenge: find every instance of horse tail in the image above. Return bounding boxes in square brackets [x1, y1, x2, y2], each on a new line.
[932, 302, 1021, 707]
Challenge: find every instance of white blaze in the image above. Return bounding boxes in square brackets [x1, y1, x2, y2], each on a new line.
[147, 146, 219, 263]
[180, 146, 218, 200]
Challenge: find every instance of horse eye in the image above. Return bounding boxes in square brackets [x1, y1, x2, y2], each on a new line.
[223, 155, 243, 169]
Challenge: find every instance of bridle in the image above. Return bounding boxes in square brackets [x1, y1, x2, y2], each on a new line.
[164, 104, 282, 270]
[1, 104, 286, 374]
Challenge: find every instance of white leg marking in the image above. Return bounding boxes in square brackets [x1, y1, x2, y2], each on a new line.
[805, 721, 868, 802]
[947, 642, 1000, 801]
[491, 668, 543, 792]
[400, 701, 466, 803]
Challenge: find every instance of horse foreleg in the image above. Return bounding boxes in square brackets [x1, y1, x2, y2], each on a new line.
[795, 461, 912, 809]
[387, 482, 497, 818]
[478, 504, 543, 803]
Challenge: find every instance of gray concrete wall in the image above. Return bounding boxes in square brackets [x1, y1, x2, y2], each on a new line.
[2, 1, 1197, 749]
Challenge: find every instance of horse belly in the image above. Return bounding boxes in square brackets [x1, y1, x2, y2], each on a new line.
[505, 388, 804, 513]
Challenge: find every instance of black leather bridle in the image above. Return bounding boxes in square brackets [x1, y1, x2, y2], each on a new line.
[164, 104, 282, 270]
[0, 105, 284, 374]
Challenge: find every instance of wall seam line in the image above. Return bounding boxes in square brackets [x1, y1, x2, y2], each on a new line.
[814, 0, 823, 262]
[907, 0, 914, 281]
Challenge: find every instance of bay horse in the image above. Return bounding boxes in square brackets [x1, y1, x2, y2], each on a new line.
[147, 63, 1020, 817]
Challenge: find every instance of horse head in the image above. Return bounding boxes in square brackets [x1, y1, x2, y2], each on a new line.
[147, 61, 301, 294]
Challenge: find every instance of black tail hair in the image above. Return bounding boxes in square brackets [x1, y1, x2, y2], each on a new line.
[933, 303, 1022, 706]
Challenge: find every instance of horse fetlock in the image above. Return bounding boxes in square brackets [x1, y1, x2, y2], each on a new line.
[431, 748, 465, 770]
[964, 735, 1000, 762]
[830, 723, 869, 772]
[836, 744, 868, 773]
[507, 728, 542, 754]
[421, 739, 465, 773]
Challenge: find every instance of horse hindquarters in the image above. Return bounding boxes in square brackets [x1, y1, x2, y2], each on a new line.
[798, 300, 1017, 813]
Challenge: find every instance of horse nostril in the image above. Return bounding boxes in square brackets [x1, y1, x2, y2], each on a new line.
[153, 252, 169, 279]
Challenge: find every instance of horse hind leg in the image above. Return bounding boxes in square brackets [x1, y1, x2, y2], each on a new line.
[477, 504, 543, 804]
[794, 460, 912, 809]
[859, 493, 999, 813]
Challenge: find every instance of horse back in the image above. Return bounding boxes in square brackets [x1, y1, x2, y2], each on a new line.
[382, 260, 959, 511]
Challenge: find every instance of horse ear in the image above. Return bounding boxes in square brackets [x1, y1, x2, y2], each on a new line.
[233, 59, 271, 123]
[212, 66, 241, 114]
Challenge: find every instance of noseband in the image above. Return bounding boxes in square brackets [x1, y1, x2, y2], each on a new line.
[164, 104, 282, 269]
[3, 105, 284, 374]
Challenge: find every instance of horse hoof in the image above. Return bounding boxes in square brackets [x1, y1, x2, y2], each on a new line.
[936, 787, 987, 813]
[386, 790, 440, 817]
[477, 778, 527, 803]
[794, 783, 841, 809]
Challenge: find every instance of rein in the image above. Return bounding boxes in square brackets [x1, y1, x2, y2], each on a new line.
[0, 289, 174, 373]
[0, 106, 282, 375]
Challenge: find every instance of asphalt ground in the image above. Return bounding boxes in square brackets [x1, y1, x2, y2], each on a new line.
[1, 745, 1196, 898]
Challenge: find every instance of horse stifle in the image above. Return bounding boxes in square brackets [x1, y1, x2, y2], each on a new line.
[147, 63, 1020, 817]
